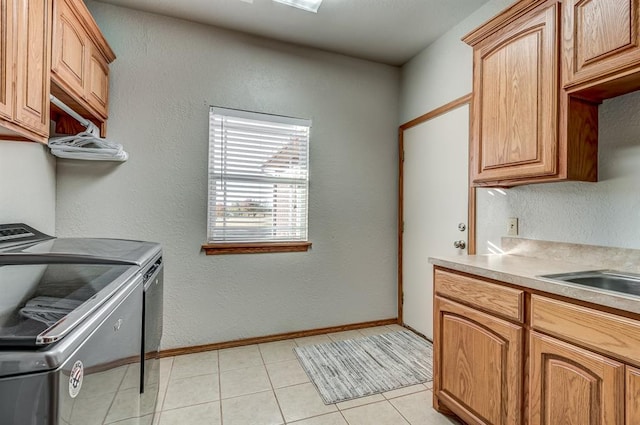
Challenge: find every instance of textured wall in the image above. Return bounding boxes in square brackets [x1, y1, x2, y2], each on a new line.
[478, 91, 640, 252]
[56, 2, 400, 349]
[0, 142, 56, 234]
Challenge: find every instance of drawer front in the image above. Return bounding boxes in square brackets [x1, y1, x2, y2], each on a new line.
[531, 295, 640, 365]
[434, 269, 524, 322]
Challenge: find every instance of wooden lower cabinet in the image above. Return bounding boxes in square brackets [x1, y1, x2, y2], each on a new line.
[626, 367, 640, 425]
[433, 267, 640, 425]
[433, 296, 523, 425]
[528, 331, 624, 425]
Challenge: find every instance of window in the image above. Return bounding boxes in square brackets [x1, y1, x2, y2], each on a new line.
[203, 107, 311, 255]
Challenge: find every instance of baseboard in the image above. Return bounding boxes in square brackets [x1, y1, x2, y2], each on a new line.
[401, 323, 433, 343]
[159, 317, 400, 358]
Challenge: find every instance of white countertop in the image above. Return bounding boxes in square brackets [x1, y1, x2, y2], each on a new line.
[429, 254, 640, 315]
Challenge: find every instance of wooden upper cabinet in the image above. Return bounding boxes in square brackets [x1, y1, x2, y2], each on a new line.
[434, 296, 523, 425]
[564, 0, 640, 91]
[86, 43, 109, 115]
[529, 331, 624, 425]
[52, 0, 86, 101]
[51, 0, 115, 121]
[0, 0, 13, 121]
[464, 0, 599, 187]
[14, 0, 52, 136]
[472, 3, 558, 184]
[0, 0, 51, 142]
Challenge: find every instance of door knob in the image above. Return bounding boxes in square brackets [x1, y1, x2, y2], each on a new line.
[454, 240, 466, 249]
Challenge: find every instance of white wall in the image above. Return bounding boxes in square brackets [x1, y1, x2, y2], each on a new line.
[56, 2, 400, 349]
[401, 0, 640, 255]
[0, 142, 56, 234]
[400, 0, 515, 124]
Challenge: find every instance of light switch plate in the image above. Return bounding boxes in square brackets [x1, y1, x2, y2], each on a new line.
[507, 217, 519, 236]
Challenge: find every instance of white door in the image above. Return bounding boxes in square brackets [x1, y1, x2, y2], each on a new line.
[402, 104, 469, 340]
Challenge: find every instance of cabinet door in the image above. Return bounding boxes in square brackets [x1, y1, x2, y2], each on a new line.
[14, 0, 51, 136]
[51, 0, 86, 101]
[564, 0, 640, 87]
[627, 366, 640, 425]
[471, 3, 558, 184]
[434, 296, 523, 425]
[0, 0, 12, 120]
[86, 43, 109, 118]
[529, 331, 624, 425]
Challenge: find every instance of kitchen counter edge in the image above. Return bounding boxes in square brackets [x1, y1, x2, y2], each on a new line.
[429, 254, 640, 315]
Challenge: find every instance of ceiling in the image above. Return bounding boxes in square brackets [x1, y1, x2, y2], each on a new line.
[95, 0, 490, 66]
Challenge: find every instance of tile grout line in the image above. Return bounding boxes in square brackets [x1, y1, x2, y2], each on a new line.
[337, 405, 351, 425]
[158, 399, 224, 413]
[386, 397, 413, 425]
[152, 356, 223, 422]
[217, 350, 223, 425]
[264, 340, 345, 424]
[156, 357, 174, 423]
[258, 343, 287, 425]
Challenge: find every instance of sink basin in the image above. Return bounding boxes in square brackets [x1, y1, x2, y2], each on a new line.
[540, 270, 640, 297]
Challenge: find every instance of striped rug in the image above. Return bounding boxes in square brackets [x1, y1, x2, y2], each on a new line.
[294, 330, 433, 404]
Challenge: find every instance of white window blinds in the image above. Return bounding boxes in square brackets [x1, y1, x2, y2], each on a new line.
[208, 107, 310, 243]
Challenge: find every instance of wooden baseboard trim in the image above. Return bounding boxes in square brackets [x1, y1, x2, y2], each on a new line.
[159, 318, 400, 358]
[401, 323, 433, 343]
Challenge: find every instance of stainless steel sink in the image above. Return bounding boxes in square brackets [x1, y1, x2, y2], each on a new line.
[540, 270, 640, 297]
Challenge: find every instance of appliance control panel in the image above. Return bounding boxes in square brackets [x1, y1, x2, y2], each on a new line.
[0, 223, 53, 248]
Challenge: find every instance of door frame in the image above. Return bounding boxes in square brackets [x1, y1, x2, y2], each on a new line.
[397, 93, 475, 324]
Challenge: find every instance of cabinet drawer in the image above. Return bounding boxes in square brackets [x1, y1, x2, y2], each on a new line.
[434, 269, 524, 322]
[531, 295, 640, 365]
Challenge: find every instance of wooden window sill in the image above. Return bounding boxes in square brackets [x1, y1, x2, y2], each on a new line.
[202, 242, 312, 255]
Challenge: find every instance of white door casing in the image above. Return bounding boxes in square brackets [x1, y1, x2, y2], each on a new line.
[402, 104, 469, 339]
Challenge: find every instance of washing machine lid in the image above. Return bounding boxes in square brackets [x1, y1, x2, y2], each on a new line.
[7, 238, 161, 267]
[0, 262, 138, 348]
[0, 223, 161, 268]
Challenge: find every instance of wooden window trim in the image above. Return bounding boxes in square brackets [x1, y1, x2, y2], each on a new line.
[202, 241, 312, 255]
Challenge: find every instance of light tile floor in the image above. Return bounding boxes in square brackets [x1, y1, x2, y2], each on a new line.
[150, 325, 461, 425]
